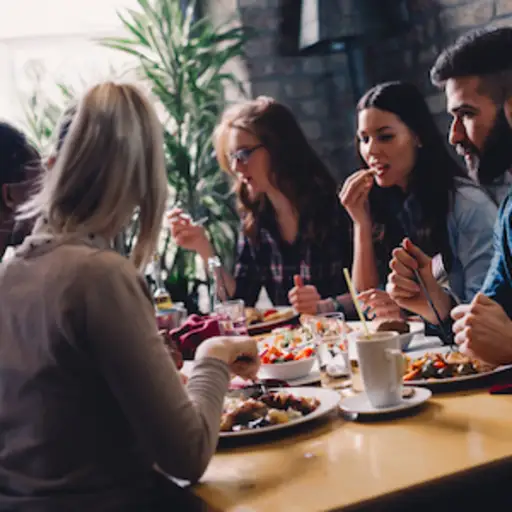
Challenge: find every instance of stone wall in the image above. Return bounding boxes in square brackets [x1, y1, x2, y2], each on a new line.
[231, 0, 512, 182]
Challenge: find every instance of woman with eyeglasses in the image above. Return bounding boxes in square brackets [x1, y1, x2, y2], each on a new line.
[169, 96, 352, 312]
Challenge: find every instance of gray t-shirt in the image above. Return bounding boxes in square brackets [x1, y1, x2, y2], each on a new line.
[0, 235, 229, 511]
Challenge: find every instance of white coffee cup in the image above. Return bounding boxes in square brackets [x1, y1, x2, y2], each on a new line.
[353, 331, 404, 408]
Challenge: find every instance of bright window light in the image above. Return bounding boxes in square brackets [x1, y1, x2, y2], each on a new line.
[0, 0, 140, 125]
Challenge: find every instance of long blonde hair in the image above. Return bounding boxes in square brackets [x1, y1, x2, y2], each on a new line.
[19, 82, 168, 269]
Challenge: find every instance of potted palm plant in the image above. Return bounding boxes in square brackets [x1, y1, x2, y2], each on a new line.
[21, 0, 249, 313]
[102, 0, 251, 312]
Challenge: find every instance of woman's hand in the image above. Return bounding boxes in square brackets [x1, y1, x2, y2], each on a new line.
[288, 275, 321, 315]
[358, 289, 403, 320]
[386, 238, 451, 323]
[339, 170, 375, 227]
[195, 336, 260, 381]
[168, 208, 214, 260]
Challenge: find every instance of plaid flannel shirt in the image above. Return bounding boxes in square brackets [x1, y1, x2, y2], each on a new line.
[233, 206, 352, 307]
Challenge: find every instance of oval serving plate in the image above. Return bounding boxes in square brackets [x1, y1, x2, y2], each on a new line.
[404, 364, 512, 387]
[219, 386, 340, 438]
[402, 346, 512, 387]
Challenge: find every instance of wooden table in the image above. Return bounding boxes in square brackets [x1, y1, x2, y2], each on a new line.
[191, 338, 512, 511]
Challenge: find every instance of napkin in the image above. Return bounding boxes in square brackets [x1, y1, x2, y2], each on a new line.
[489, 383, 512, 395]
[169, 314, 221, 360]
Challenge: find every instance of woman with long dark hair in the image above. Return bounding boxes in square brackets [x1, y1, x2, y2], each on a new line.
[170, 96, 352, 312]
[340, 81, 497, 319]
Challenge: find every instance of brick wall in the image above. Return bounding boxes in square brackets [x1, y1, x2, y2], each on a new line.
[234, 0, 512, 182]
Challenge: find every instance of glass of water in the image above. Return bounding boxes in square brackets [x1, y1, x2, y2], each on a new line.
[214, 299, 248, 336]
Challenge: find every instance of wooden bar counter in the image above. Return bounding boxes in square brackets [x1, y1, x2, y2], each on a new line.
[193, 383, 512, 511]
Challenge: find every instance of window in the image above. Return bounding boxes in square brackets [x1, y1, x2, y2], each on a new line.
[0, 0, 139, 125]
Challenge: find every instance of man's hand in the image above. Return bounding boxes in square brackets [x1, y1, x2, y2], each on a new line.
[452, 293, 512, 366]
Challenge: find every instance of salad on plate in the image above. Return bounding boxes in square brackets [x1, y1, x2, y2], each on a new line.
[258, 327, 316, 364]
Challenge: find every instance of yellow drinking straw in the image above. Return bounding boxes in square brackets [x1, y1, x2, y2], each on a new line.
[343, 268, 370, 339]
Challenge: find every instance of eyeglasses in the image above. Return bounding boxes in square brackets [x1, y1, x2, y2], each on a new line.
[229, 144, 263, 166]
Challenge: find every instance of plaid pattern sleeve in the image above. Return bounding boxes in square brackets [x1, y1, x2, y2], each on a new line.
[231, 204, 352, 307]
[232, 231, 263, 307]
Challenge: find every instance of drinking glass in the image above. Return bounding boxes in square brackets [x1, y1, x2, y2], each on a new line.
[156, 303, 187, 331]
[302, 312, 347, 370]
[214, 299, 248, 336]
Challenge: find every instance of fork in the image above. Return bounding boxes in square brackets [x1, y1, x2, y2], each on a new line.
[413, 268, 457, 350]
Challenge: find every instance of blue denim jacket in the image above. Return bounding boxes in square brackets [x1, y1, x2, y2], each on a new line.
[432, 178, 510, 342]
[481, 193, 512, 317]
[446, 179, 498, 302]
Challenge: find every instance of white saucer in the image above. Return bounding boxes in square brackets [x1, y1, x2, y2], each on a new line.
[286, 354, 349, 386]
[287, 370, 322, 386]
[340, 387, 432, 415]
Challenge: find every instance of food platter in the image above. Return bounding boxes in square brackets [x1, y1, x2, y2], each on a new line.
[404, 364, 512, 386]
[219, 387, 341, 438]
[402, 347, 512, 387]
[247, 307, 299, 335]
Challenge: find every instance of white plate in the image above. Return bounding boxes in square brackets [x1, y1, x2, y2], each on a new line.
[286, 369, 322, 386]
[340, 387, 431, 415]
[404, 364, 512, 386]
[247, 307, 299, 334]
[403, 346, 512, 387]
[219, 386, 341, 438]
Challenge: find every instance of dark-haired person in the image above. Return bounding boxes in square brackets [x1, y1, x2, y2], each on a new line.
[430, 25, 512, 204]
[339, 82, 497, 322]
[388, 27, 512, 361]
[0, 122, 41, 260]
[169, 96, 352, 312]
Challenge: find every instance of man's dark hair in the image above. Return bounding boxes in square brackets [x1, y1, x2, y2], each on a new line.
[431, 26, 512, 103]
[0, 122, 38, 186]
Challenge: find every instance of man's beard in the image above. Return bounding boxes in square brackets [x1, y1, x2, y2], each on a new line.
[474, 108, 512, 185]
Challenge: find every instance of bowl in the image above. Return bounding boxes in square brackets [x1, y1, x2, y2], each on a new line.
[397, 321, 425, 351]
[346, 320, 425, 352]
[259, 357, 315, 381]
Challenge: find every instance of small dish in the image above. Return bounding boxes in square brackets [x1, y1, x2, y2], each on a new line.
[259, 356, 315, 381]
[340, 386, 431, 416]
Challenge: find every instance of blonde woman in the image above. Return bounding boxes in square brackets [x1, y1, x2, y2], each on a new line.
[0, 82, 259, 511]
